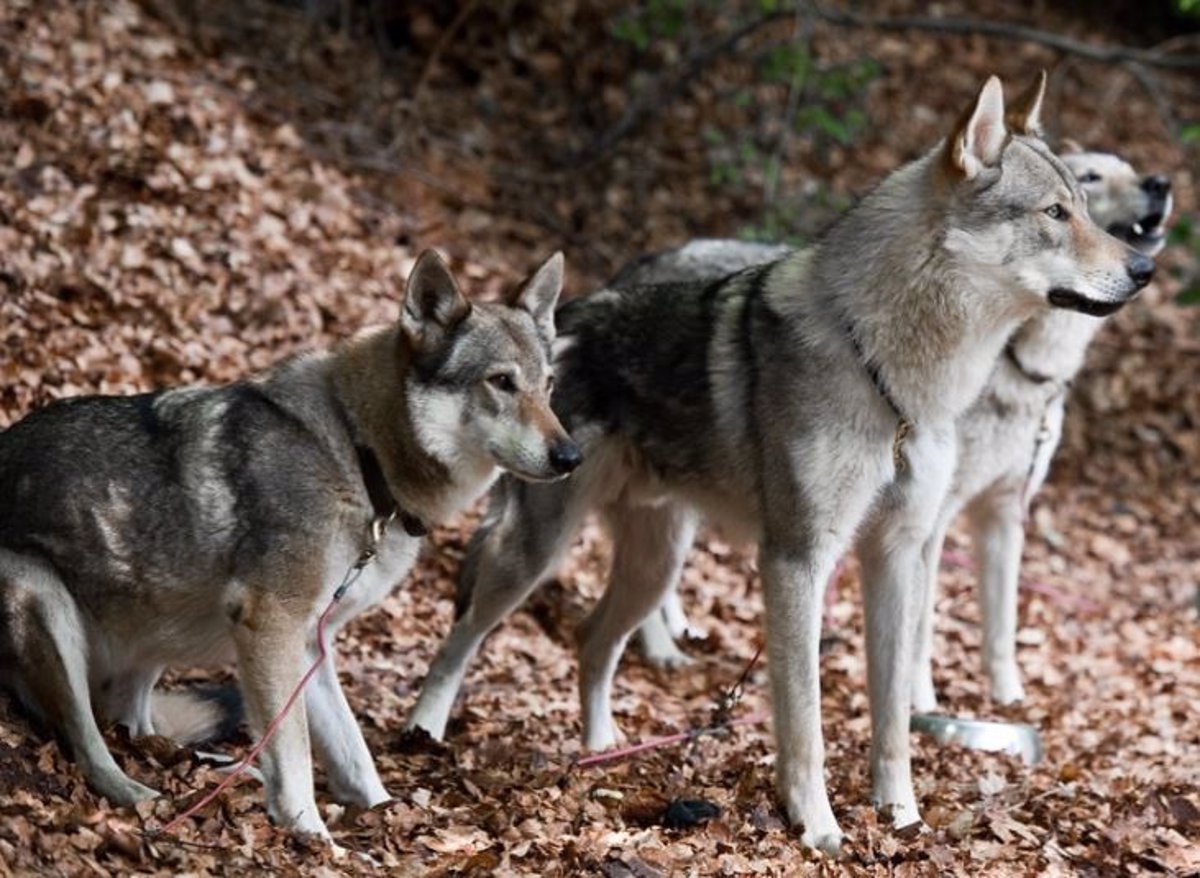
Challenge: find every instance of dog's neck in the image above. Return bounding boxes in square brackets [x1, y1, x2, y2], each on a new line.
[1004, 308, 1102, 389]
[327, 326, 459, 526]
[811, 156, 1041, 426]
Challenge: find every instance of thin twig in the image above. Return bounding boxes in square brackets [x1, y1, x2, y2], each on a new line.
[809, 4, 1200, 70]
[411, 0, 480, 106]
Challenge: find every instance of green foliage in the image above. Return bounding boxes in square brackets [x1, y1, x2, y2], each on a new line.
[611, 2, 879, 240]
[1167, 214, 1200, 305]
[611, 0, 693, 51]
[1174, 0, 1200, 15]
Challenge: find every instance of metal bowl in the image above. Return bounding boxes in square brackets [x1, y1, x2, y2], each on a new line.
[911, 713, 1043, 765]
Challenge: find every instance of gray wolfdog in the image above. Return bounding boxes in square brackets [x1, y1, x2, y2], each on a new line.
[406, 74, 1153, 853]
[617, 147, 1172, 711]
[0, 250, 579, 838]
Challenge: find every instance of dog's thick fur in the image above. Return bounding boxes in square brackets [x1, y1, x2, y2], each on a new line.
[617, 149, 1172, 706]
[0, 250, 579, 838]
[406, 75, 1154, 852]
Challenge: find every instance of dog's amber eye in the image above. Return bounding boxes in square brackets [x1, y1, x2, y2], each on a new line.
[487, 374, 517, 393]
[1043, 204, 1069, 221]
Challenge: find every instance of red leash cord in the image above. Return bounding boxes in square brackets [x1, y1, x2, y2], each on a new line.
[154, 553, 374, 836]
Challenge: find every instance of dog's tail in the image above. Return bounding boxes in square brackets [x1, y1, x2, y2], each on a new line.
[151, 686, 243, 746]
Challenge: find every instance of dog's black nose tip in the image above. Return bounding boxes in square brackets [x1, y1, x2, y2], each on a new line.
[1126, 253, 1155, 288]
[549, 441, 583, 475]
[1141, 174, 1171, 197]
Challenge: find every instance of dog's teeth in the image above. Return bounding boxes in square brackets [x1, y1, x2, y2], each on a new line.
[1132, 222, 1144, 236]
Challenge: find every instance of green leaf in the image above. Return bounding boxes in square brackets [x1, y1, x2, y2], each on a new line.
[1176, 283, 1200, 306]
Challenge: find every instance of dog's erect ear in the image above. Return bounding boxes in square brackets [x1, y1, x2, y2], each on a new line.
[510, 251, 564, 339]
[1006, 70, 1046, 137]
[401, 249, 471, 347]
[1057, 137, 1083, 155]
[945, 75, 1007, 180]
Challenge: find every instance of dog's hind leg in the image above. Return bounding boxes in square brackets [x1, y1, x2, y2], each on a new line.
[100, 666, 164, 738]
[634, 523, 700, 668]
[580, 501, 697, 750]
[966, 488, 1027, 705]
[635, 606, 694, 669]
[407, 474, 596, 740]
[0, 551, 159, 805]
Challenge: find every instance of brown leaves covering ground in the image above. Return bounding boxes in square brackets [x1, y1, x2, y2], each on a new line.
[1, 0, 1198, 875]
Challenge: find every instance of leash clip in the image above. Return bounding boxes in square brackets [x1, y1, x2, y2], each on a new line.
[355, 511, 396, 570]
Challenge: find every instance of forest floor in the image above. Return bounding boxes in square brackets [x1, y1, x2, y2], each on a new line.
[0, 0, 1197, 875]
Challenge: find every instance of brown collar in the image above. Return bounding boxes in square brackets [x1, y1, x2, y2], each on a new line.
[355, 444, 429, 537]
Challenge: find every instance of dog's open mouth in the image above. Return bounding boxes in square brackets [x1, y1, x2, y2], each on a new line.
[1109, 212, 1167, 253]
[1047, 288, 1128, 317]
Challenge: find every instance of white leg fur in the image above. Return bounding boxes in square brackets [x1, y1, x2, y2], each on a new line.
[967, 491, 1027, 705]
[911, 516, 951, 713]
[858, 425, 955, 832]
[305, 647, 390, 807]
[636, 609, 695, 668]
[660, 584, 704, 641]
[580, 503, 696, 750]
[760, 443, 884, 857]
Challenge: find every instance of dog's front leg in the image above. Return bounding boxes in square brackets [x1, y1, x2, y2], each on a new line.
[306, 647, 390, 808]
[232, 592, 326, 839]
[966, 488, 1027, 704]
[858, 424, 955, 832]
[911, 513, 952, 713]
[760, 542, 844, 855]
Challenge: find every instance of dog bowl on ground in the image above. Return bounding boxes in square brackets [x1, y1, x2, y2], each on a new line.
[911, 713, 1043, 765]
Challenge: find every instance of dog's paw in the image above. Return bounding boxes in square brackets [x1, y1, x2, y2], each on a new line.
[988, 668, 1026, 705]
[98, 774, 161, 807]
[642, 640, 696, 670]
[800, 827, 845, 858]
[582, 719, 622, 753]
[910, 676, 940, 713]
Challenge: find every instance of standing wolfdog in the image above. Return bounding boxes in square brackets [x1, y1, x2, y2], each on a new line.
[0, 250, 580, 838]
[407, 75, 1153, 852]
[616, 146, 1173, 708]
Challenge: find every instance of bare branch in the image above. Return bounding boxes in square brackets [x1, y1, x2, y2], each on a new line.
[809, 5, 1200, 70]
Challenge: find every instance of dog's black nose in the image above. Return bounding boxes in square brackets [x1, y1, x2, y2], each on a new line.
[1141, 174, 1171, 197]
[1126, 253, 1155, 289]
[549, 441, 583, 475]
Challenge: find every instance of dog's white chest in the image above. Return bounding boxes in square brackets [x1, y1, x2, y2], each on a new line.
[321, 528, 422, 631]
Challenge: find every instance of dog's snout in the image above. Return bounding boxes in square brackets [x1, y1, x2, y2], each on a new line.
[1125, 252, 1155, 289]
[1140, 174, 1171, 197]
[549, 440, 582, 475]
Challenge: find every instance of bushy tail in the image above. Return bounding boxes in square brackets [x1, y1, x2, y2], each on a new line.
[151, 685, 242, 746]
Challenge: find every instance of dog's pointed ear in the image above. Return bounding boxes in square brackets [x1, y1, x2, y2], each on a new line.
[1006, 70, 1047, 137]
[945, 75, 1007, 180]
[401, 249, 471, 348]
[511, 251, 564, 340]
[1057, 137, 1083, 155]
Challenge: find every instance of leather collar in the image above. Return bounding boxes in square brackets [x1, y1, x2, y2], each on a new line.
[355, 444, 429, 538]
